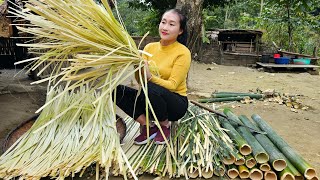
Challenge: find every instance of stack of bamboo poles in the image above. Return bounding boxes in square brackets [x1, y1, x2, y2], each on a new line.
[115, 104, 238, 179]
[198, 92, 264, 103]
[220, 109, 318, 180]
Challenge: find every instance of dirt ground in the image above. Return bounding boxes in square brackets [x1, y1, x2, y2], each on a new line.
[0, 62, 319, 178]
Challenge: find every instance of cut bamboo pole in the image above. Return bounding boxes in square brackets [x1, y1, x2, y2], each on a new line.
[252, 114, 317, 179]
[238, 165, 250, 179]
[222, 154, 236, 165]
[285, 156, 304, 180]
[213, 166, 226, 177]
[235, 153, 245, 166]
[310, 176, 319, 180]
[201, 168, 214, 179]
[198, 96, 247, 103]
[280, 166, 295, 180]
[211, 93, 263, 99]
[187, 166, 199, 179]
[245, 154, 257, 168]
[264, 171, 277, 180]
[249, 167, 263, 180]
[238, 115, 269, 164]
[239, 115, 287, 171]
[219, 117, 252, 156]
[227, 165, 239, 179]
[259, 163, 271, 172]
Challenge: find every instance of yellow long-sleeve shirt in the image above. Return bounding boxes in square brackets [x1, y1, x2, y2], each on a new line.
[142, 41, 191, 96]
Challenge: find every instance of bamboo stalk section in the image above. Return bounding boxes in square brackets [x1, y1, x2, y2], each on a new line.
[249, 167, 263, 180]
[245, 155, 257, 169]
[280, 166, 295, 180]
[259, 163, 271, 172]
[239, 165, 250, 179]
[227, 165, 239, 179]
[264, 171, 277, 180]
[219, 117, 252, 155]
[252, 114, 317, 179]
[235, 153, 246, 165]
[239, 115, 287, 171]
[211, 93, 263, 99]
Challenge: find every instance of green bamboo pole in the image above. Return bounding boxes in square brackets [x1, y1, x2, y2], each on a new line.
[245, 154, 257, 169]
[238, 165, 250, 179]
[280, 166, 295, 180]
[223, 110, 269, 164]
[227, 164, 239, 179]
[264, 171, 277, 180]
[198, 96, 247, 103]
[259, 163, 271, 172]
[234, 153, 245, 165]
[252, 114, 317, 179]
[239, 115, 287, 171]
[249, 167, 263, 180]
[219, 117, 252, 156]
[211, 93, 263, 99]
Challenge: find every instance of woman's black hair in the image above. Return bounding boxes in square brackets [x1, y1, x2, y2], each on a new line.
[163, 9, 188, 46]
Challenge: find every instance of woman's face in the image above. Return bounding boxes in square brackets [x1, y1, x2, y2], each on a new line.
[159, 11, 183, 45]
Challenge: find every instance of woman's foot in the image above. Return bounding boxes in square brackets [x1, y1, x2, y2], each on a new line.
[134, 125, 158, 145]
[154, 125, 170, 145]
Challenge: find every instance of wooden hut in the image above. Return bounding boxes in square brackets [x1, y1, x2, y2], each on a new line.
[200, 29, 263, 66]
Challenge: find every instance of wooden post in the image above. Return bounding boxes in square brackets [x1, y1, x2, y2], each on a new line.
[313, 46, 318, 57]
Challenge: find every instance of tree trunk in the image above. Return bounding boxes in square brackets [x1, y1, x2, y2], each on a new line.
[176, 0, 204, 59]
[260, 0, 264, 17]
[287, 1, 293, 51]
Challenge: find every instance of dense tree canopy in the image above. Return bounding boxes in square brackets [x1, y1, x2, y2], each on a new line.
[119, 0, 319, 57]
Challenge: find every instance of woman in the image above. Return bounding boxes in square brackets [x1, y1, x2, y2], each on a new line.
[115, 9, 191, 145]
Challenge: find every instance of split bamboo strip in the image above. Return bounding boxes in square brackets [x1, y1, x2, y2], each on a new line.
[249, 167, 263, 180]
[252, 114, 317, 179]
[239, 115, 287, 171]
[118, 103, 237, 178]
[264, 171, 277, 180]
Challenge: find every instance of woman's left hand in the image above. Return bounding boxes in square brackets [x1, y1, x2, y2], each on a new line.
[144, 60, 152, 81]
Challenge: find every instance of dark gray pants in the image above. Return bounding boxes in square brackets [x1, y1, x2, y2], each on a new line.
[114, 82, 188, 121]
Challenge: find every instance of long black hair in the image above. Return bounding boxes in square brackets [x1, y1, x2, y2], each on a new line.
[163, 9, 188, 46]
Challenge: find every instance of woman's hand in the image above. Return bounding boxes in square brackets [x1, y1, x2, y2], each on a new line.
[144, 60, 152, 81]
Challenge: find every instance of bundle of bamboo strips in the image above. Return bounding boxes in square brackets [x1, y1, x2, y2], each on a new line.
[115, 103, 238, 179]
[1, 0, 160, 179]
[0, 86, 127, 179]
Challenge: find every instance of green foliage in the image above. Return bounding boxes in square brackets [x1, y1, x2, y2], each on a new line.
[127, 0, 233, 36]
[203, 0, 320, 56]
